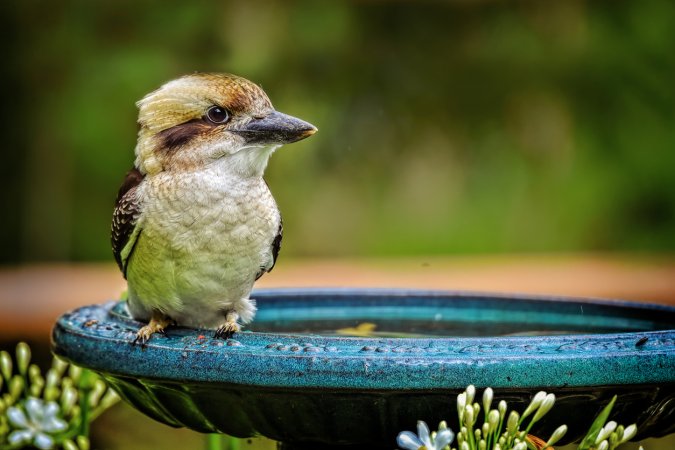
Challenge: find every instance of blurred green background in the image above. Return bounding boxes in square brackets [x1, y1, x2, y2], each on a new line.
[1, 0, 674, 264]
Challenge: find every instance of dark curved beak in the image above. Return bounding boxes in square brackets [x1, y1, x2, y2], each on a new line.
[233, 111, 317, 145]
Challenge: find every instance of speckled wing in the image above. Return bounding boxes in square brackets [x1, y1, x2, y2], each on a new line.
[111, 167, 145, 278]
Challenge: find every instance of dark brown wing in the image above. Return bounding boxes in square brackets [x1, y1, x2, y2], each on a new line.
[256, 219, 282, 280]
[111, 167, 145, 277]
[270, 219, 283, 272]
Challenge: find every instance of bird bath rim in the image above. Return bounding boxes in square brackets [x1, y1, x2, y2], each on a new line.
[51, 288, 675, 446]
[51, 288, 675, 390]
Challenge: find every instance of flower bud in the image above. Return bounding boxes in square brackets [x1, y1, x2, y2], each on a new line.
[498, 400, 507, 417]
[15, 342, 31, 376]
[507, 411, 519, 435]
[44, 387, 60, 402]
[457, 392, 467, 421]
[61, 386, 78, 415]
[77, 436, 90, 450]
[483, 387, 493, 414]
[461, 441, 470, 450]
[29, 371, 44, 398]
[99, 389, 120, 409]
[522, 391, 547, 419]
[546, 424, 567, 447]
[68, 365, 82, 384]
[45, 369, 61, 391]
[514, 441, 527, 450]
[89, 379, 107, 407]
[439, 420, 448, 430]
[52, 357, 68, 377]
[0, 351, 12, 382]
[63, 440, 78, 450]
[595, 421, 617, 444]
[62, 377, 73, 390]
[28, 364, 44, 383]
[488, 410, 500, 432]
[475, 428, 481, 440]
[29, 382, 43, 397]
[531, 394, 555, 423]
[9, 375, 24, 400]
[482, 423, 489, 437]
[479, 439, 486, 450]
[465, 404, 475, 427]
[597, 440, 609, 450]
[466, 385, 476, 405]
[620, 424, 637, 443]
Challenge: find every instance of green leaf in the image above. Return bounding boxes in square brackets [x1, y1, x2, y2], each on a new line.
[578, 395, 617, 450]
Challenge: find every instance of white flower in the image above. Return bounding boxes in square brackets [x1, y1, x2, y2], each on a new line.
[397, 420, 455, 450]
[6, 397, 68, 450]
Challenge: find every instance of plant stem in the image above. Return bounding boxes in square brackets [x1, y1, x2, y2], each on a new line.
[228, 436, 241, 450]
[206, 434, 222, 450]
[78, 370, 93, 438]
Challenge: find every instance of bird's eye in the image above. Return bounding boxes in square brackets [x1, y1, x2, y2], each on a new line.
[205, 106, 231, 124]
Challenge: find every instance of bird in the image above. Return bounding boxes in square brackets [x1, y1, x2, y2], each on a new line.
[111, 73, 317, 344]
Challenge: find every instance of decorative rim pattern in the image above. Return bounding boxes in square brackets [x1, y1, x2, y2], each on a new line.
[52, 288, 675, 390]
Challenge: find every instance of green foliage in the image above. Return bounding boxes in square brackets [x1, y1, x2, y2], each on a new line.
[0, 343, 119, 450]
[578, 395, 617, 450]
[2, 0, 675, 261]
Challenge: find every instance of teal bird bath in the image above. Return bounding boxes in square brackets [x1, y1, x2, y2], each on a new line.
[51, 289, 675, 449]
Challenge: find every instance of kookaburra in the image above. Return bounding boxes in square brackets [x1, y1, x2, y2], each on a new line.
[111, 73, 316, 343]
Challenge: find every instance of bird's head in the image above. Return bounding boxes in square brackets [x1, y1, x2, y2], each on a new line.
[134, 73, 316, 176]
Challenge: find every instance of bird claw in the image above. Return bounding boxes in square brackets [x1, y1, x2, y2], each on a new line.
[132, 332, 150, 347]
[214, 322, 240, 339]
[132, 326, 157, 346]
[132, 315, 173, 345]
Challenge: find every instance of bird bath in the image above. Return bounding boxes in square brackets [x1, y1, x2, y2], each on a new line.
[51, 288, 675, 449]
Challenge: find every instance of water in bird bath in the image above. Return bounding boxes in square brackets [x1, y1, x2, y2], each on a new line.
[245, 290, 673, 337]
[248, 319, 608, 337]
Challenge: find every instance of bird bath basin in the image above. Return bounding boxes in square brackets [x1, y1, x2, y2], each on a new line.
[51, 288, 675, 449]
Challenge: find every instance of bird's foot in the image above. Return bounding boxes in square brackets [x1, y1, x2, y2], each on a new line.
[133, 314, 174, 345]
[214, 311, 240, 339]
[214, 321, 240, 339]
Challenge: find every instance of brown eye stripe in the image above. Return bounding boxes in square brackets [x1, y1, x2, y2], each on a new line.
[157, 119, 212, 151]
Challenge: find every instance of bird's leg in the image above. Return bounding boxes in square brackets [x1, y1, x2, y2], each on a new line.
[133, 311, 174, 345]
[214, 310, 240, 339]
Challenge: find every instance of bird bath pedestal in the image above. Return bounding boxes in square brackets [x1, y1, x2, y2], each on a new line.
[51, 289, 675, 449]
